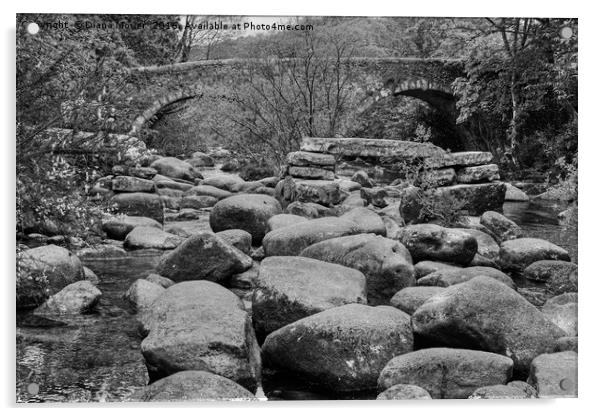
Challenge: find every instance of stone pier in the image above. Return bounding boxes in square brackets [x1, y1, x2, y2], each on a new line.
[276, 137, 505, 215]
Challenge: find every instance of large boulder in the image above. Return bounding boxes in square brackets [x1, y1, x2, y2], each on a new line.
[300, 233, 415, 306]
[17, 245, 84, 308]
[141, 281, 261, 391]
[527, 351, 577, 398]
[138, 370, 255, 402]
[378, 348, 513, 399]
[124, 279, 165, 312]
[262, 217, 360, 257]
[34, 280, 101, 315]
[111, 193, 164, 224]
[155, 232, 252, 284]
[112, 175, 155, 193]
[417, 266, 515, 289]
[102, 215, 162, 240]
[339, 207, 386, 236]
[252, 256, 367, 339]
[412, 276, 567, 376]
[124, 227, 183, 250]
[523, 260, 578, 296]
[390, 286, 445, 315]
[480, 211, 523, 242]
[150, 157, 196, 181]
[498, 238, 571, 272]
[262, 304, 413, 394]
[398, 224, 477, 266]
[210, 194, 282, 245]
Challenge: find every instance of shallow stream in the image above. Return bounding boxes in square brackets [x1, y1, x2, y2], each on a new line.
[16, 200, 576, 402]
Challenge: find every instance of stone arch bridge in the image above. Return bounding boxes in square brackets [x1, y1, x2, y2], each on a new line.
[125, 57, 464, 136]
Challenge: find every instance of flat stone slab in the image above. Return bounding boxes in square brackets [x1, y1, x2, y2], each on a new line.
[427, 151, 494, 168]
[286, 151, 336, 168]
[300, 137, 446, 160]
[288, 166, 335, 180]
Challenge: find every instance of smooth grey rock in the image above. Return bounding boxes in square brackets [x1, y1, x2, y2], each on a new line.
[524, 260, 578, 296]
[111, 193, 164, 224]
[141, 281, 261, 391]
[210, 194, 282, 245]
[262, 217, 360, 257]
[150, 157, 196, 181]
[252, 256, 366, 339]
[378, 348, 513, 399]
[124, 279, 165, 312]
[263, 304, 413, 394]
[480, 211, 523, 242]
[399, 224, 477, 266]
[34, 280, 101, 315]
[417, 266, 515, 289]
[155, 232, 252, 283]
[499, 238, 571, 271]
[412, 276, 567, 376]
[300, 233, 415, 306]
[124, 227, 182, 250]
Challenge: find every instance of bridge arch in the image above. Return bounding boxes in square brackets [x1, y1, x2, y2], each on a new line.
[128, 87, 201, 135]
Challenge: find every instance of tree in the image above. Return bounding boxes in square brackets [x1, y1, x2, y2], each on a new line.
[453, 18, 577, 170]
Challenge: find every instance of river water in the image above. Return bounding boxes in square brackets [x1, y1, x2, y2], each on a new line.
[15, 200, 577, 403]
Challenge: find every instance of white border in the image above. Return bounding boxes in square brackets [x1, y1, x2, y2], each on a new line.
[3, 1, 599, 415]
